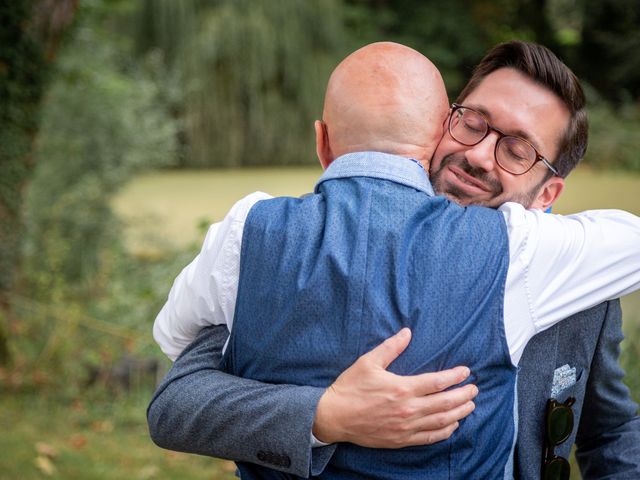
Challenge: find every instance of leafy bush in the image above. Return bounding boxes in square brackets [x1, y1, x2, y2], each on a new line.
[135, 0, 348, 167]
[6, 2, 179, 393]
[582, 88, 640, 171]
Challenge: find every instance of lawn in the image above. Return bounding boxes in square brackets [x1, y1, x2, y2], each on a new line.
[0, 391, 237, 480]
[113, 165, 640, 250]
[113, 165, 640, 321]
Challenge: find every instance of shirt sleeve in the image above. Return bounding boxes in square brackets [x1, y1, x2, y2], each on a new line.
[501, 203, 640, 359]
[153, 191, 274, 361]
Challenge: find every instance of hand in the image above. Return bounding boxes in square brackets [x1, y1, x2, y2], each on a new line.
[313, 328, 477, 448]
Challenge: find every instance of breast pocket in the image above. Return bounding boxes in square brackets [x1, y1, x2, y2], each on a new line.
[552, 367, 588, 459]
[553, 367, 586, 402]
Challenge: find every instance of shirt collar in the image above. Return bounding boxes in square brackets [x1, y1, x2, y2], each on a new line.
[315, 151, 435, 196]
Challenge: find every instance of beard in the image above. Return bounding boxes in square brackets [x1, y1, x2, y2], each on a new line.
[430, 152, 539, 208]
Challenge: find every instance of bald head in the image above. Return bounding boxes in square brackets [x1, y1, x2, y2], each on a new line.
[318, 42, 448, 166]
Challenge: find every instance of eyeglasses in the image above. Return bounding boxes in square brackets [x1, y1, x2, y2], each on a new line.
[542, 397, 576, 480]
[448, 104, 559, 176]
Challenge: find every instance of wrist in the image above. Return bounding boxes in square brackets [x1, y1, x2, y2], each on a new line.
[312, 387, 342, 444]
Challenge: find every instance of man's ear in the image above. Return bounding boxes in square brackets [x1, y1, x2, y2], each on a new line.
[315, 120, 333, 169]
[531, 176, 564, 210]
[442, 108, 450, 133]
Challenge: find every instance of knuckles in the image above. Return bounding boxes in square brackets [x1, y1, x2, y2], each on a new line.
[433, 413, 450, 429]
[440, 397, 455, 411]
[390, 383, 412, 400]
[433, 378, 449, 391]
[422, 432, 437, 445]
[395, 404, 416, 420]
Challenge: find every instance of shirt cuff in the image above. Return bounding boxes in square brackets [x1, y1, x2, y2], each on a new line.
[310, 432, 331, 448]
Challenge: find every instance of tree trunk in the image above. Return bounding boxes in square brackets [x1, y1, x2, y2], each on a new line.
[0, 0, 78, 364]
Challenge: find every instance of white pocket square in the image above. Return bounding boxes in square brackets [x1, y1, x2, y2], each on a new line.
[551, 364, 577, 398]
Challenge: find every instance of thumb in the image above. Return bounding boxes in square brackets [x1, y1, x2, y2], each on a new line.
[363, 328, 412, 370]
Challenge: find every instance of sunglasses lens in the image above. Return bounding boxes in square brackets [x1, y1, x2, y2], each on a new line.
[543, 457, 570, 480]
[547, 406, 573, 444]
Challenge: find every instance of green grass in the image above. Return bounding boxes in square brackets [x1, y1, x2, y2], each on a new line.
[113, 165, 640, 251]
[0, 391, 236, 480]
[112, 166, 322, 255]
[113, 165, 640, 323]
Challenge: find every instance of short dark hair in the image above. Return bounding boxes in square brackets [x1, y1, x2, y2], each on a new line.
[457, 41, 587, 178]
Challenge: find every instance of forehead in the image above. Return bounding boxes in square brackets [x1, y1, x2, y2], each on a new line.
[463, 68, 570, 157]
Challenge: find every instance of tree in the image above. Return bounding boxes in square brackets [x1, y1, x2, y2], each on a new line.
[0, 0, 78, 364]
[577, 0, 640, 103]
[24, 13, 177, 301]
[135, 0, 348, 167]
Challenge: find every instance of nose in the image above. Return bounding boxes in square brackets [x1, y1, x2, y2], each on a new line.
[464, 132, 499, 172]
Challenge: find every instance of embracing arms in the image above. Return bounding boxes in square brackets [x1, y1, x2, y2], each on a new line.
[149, 197, 640, 476]
[149, 302, 640, 477]
[148, 325, 328, 475]
[148, 326, 477, 477]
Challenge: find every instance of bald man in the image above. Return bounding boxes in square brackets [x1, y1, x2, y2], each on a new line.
[314, 42, 447, 167]
[151, 43, 640, 478]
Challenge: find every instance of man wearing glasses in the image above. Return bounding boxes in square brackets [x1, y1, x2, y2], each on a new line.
[149, 41, 640, 478]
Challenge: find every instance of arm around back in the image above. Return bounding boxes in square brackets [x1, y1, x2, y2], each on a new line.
[147, 325, 333, 478]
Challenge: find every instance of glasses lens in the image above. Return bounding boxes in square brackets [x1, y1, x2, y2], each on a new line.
[547, 405, 574, 445]
[543, 457, 570, 480]
[450, 108, 487, 146]
[496, 136, 536, 174]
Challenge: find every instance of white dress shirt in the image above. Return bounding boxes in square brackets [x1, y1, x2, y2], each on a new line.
[154, 191, 640, 366]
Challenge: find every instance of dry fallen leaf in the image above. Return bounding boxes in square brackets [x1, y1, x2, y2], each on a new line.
[91, 419, 114, 433]
[69, 433, 88, 450]
[71, 399, 85, 413]
[164, 450, 186, 461]
[35, 442, 58, 458]
[138, 464, 159, 479]
[35, 456, 56, 476]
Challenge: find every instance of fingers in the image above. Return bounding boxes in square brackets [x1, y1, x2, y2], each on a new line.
[412, 398, 476, 431]
[362, 328, 412, 369]
[385, 395, 476, 449]
[408, 366, 471, 396]
[402, 421, 461, 447]
[416, 383, 478, 414]
[390, 384, 477, 426]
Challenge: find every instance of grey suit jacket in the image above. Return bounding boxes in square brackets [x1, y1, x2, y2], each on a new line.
[516, 299, 640, 479]
[148, 300, 640, 478]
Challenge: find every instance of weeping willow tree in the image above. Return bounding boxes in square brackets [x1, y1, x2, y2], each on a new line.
[136, 0, 348, 167]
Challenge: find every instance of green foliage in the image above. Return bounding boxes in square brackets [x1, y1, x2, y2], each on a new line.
[24, 12, 177, 299]
[7, 248, 192, 393]
[124, 0, 640, 171]
[349, 0, 640, 174]
[577, 0, 640, 103]
[6, 0, 178, 391]
[583, 90, 640, 171]
[0, 0, 50, 295]
[340, 0, 514, 96]
[136, 0, 348, 167]
[622, 325, 640, 405]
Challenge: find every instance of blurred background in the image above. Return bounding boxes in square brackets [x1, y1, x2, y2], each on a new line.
[1, 0, 639, 478]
